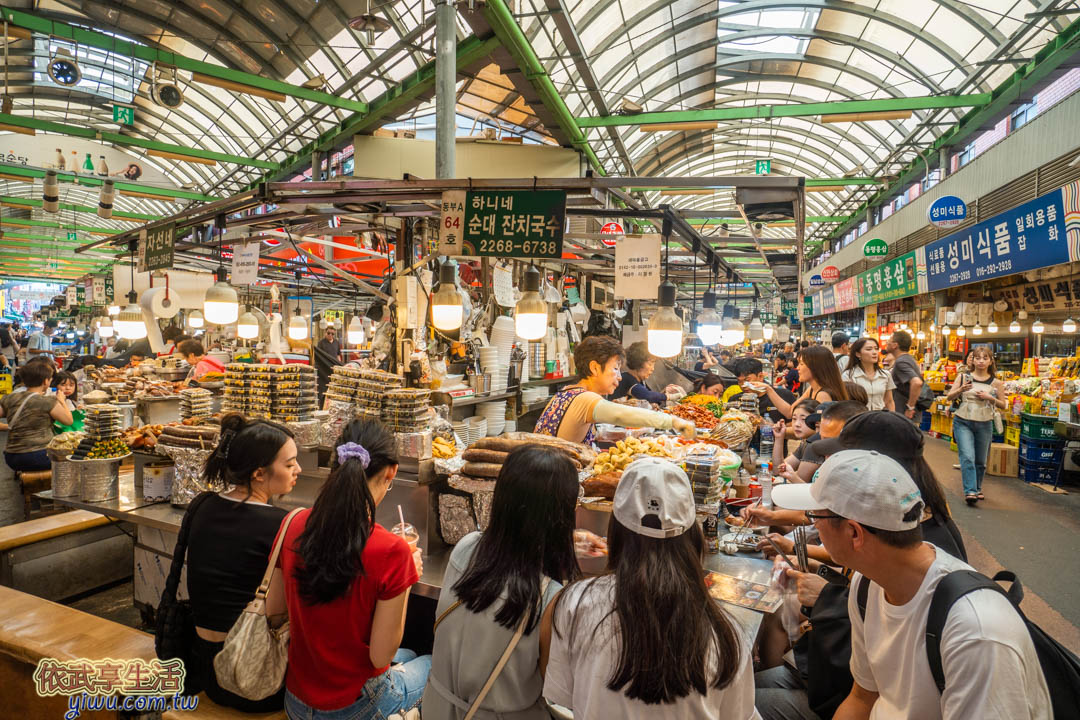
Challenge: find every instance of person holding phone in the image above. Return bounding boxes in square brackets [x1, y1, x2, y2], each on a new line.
[947, 346, 1006, 506]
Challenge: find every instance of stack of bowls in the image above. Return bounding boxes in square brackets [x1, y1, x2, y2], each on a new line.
[478, 400, 507, 436]
[451, 420, 469, 445]
[467, 416, 488, 443]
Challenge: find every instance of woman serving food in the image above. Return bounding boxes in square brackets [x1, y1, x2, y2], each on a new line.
[535, 336, 695, 445]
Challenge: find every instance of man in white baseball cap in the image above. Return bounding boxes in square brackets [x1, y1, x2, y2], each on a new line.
[772, 450, 1050, 720]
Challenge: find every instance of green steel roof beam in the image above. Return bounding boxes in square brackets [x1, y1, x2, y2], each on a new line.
[0, 217, 119, 235]
[0, 231, 127, 246]
[1, 195, 158, 221]
[479, 0, 606, 174]
[631, 179, 879, 192]
[0, 8, 369, 115]
[827, 16, 1080, 242]
[576, 95, 993, 128]
[687, 216, 850, 225]
[0, 163, 221, 203]
[0, 113, 275, 170]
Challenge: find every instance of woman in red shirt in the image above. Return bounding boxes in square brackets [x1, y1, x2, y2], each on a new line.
[276, 419, 428, 718]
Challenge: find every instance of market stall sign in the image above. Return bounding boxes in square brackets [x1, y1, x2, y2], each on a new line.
[855, 251, 918, 305]
[231, 242, 261, 285]
[863, 238, 889, 258]
[614, 234, 662, 300]
[925, 181, 1078, 292]
[821, 265, 839, 282]
[65, 285, 77, 307]
[808, 274, 824, 288]
[992, 278, 1080, 313]
[91, 275, 106, 306]
[821, 285, 836, 314]
[138, 222, 175, 272]
[441, 190, 566, 258]
[833, 277, 857, 311]
[599, 221, 624, 248]
[927, 195, 968, 229]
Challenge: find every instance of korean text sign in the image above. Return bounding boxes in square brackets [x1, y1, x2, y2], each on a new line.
[458, 190, 566, 258]
[855, 251, 918, 305]
[614, 235, 662, 299]
[925, 183, 1078, 291]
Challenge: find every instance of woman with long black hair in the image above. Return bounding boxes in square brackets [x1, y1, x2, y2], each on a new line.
[424, 445, 601, 720]
[277, 419, 428, 720]
[750, 345, 847, 419]
[540, 457, 756, 719]
[184, 414, 300, 712]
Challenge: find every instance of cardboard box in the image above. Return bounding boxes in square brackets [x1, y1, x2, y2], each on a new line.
[988, 442, 1019, 477]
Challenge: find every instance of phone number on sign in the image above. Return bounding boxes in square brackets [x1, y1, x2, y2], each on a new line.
[974, 259, 1013, 278]
[476, 238, 559, 256]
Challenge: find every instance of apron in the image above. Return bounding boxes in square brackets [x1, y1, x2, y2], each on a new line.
[534, 386, 595, 446]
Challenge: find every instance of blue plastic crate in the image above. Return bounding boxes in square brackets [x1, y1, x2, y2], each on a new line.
[1019, 460, 1059, 485]
[1018, 437, 1064, 466]
[919, 412, 932, 431]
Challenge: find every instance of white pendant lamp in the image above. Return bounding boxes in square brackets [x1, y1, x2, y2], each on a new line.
[431, 262, 464, 332]
[514, 266, 548, 340]
[204, 270, 238, 325]
[96, 316, 114, 338]
[236, 307, 260, 339]
[916, 330, 926, 340]
[988, 321, 998, 333]
[930, 321, 936, 332]
[775, 316, 791, 343]
[719, 304, 745, 346]
[647, 281, 683, 358]
[972, 323, 983, 336]
[187, 309, 205, 329]
[288, 308, 309, 340]
[347, 314, 365, 345]
[107, 304, 121, 316]
[747, 309, 764, 343]
[763, 322, 775, 341]
[941, 325, 951, 336]
[114, 293, 147, 340]
[1009, 319, 1021, 333]
[1032, 318, 1045, 334]
[696, 289, 723, 347]
[956, 325, 966, 337]
[1064, 317, 1077, 333]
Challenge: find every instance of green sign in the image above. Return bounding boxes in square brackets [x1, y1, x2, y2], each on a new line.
[103, 274, 114, 304]
[863, 238, 889, 258]
[113, 104, 134, 125]
[854, 251, 917, 305]
[459, 190, 566, 258]
[755, 159, 771, 175]
[141, 222, 175, 272]
[66, 231, 77, 242]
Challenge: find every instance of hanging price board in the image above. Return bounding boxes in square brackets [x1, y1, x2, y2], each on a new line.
[138, 222, 175, 272]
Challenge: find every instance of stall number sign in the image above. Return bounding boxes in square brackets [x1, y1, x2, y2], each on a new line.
[65, 285, 78, 307]
[139, 222, 175, 272]
[614, 234, 662, 300]
[91, 276, 106, 306]
[927, 195, 967, 229]
[442, 190, 566, 258]
[438, 190, 466, 255]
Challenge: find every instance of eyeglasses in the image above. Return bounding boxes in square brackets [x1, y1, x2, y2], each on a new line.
[804, 510, 843, 522]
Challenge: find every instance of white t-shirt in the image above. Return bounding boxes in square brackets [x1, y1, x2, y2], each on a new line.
[848, 544, 1051, 720]
[843, 365, 896, 411]
[544, 576, 760, 720]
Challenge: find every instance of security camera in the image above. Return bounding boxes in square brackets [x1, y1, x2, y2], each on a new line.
[48, 47, 81, 87]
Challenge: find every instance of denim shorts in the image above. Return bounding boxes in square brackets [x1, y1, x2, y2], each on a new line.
[284, 651, 431, 720]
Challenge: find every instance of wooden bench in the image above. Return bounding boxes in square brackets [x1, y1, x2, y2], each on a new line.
[0, 585, 285, 719]
[0, 510, 133, 600]
[16, 469, 59, 520]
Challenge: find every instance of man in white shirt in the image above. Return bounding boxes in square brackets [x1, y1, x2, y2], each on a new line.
[27, 319, 57, 358]
[773, 450, 1050, 720]
[831, 332, 850, 372]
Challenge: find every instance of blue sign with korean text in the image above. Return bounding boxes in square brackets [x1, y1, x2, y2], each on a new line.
[809, 274, 824, 288]
[821, 286, 836, 314]
[925, 182, 1080, 292]
[927, 195, 968, 229]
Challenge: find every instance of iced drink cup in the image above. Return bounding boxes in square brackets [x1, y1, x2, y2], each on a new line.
[392, 522, 419, 552]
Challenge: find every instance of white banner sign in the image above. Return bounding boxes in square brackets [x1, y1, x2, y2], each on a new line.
[65, 285, 78, 307]
[92, 276, 106, 306]
[231, 242, 261, 285]
[438, 190, 466, 256]
[615, 234, 662, 300]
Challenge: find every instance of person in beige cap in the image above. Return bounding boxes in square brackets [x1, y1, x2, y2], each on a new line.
[540, 457, 760, 719]
[772, 450, 1050, 720]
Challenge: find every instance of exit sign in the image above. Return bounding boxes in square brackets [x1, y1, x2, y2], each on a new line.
[66, 231, 77, 242]
[113, 104, 134, 125]
[755, 159, 771, 175]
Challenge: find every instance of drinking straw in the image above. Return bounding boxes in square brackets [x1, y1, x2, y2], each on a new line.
[397, 503, 405, 530]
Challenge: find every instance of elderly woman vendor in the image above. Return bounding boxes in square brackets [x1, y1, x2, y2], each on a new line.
[535, 336, 695, 445]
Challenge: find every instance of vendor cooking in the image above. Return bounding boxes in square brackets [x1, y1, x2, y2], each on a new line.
[535, 336, 696, 445]
[178, 339, 225, 382]
[610, 341, 685, 405]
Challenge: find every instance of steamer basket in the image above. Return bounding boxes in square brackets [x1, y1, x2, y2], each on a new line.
[72, 454, 130, 502]
[49, 451, 80, 498]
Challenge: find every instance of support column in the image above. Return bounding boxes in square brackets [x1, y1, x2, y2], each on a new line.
[435, 0, 457, 180]
[939, 146, 950, 180]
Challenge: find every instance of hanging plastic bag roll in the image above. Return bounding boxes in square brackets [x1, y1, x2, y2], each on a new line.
[141, 306, 165, 354]
[140, 287, 184, 319]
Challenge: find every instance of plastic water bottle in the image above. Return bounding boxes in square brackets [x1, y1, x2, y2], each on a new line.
[759, 423, 774, 464]
[758, 461, 774, 509]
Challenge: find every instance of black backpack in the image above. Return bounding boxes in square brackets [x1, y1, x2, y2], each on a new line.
[858, 570, 1080, 719]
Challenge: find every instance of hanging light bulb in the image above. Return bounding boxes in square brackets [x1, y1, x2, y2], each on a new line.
[1064, 317, 1077, 333]
[684, 322, 704, 349]
[987, 320, 998, 333]
[647, 281, 683, 358]
[747, 309, 764, 343]
[514, 266, 548, 340]
[929, 321, 936, 332]
[941, 325, 951, 336]
[763, 322, 775, 341]
[114, 292, 147, 340]
[108, 304, 121, 316]
[696, 288, 722, 347]
[236, 307, 260, 339]
[287, 307, 309, 340]
[96, 316, 114, 338]
[719, 304, 745, 346]
[347, 314, 365, 345]
[956, 325, 967, 337]
[203, 269, 238, 325]
[775, 315, 791, 343]
[1009, 319, 1021, 333]
[431, 261, 463, 332]
[972, 323, 983, 336]
[1032, 318, 1045, 334]
[187, 309, 205, 329]
[916, 330, 926, 340]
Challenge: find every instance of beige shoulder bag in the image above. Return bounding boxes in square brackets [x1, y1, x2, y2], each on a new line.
[214, 507, 302, 700]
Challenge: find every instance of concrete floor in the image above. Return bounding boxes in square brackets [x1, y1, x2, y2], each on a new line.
[922, 436, 1080, 655]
